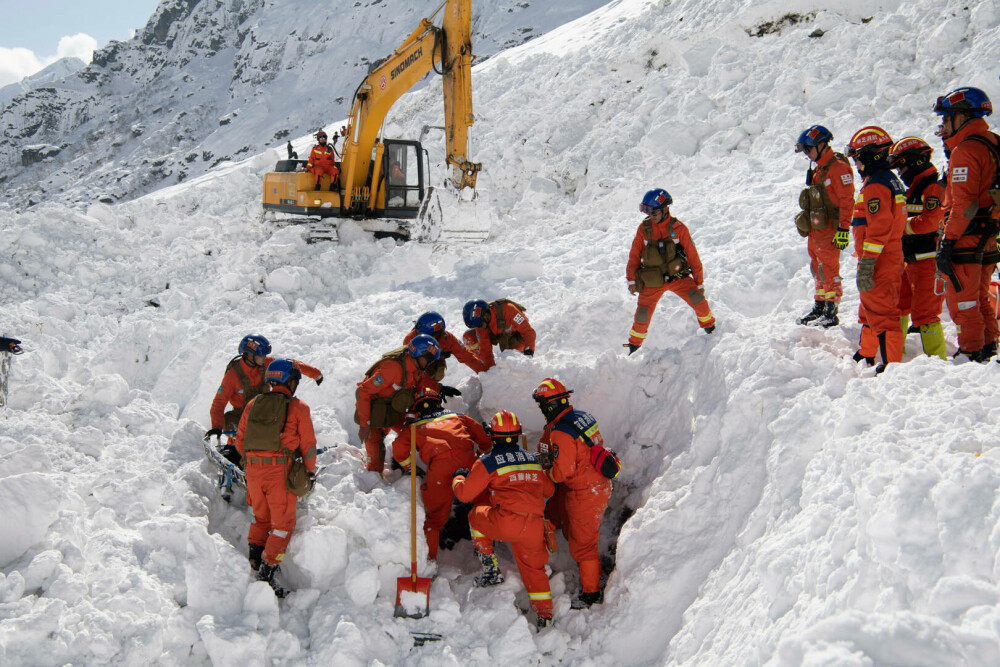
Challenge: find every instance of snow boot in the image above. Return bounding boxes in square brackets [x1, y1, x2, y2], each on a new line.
[571, 591, 604, 609]
[703, 325, 715, 334]
[257, 562, 286, 598]
[314, 183, 321, 191]
[474, 551, 504, 587]
[852, 351, 875, 366]
[797, 301, 826, 325]
[919, 322, 947, 360]
[535, 615, 553, 630]
[248, 544, 264, 571]
[814, 301, 839, 328]
[982, 340, 998, 360]
[623, 343, 640, 355]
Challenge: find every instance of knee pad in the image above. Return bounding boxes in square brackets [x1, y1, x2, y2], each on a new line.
[636, 307, 651, 324]
[688, 289, 705, 305]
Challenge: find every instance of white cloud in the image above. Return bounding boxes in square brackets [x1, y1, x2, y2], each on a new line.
[0, 33, 97, 88]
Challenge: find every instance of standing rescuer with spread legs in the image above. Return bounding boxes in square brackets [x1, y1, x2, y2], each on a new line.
[793, 125, 856, 327]
[452, 410, 555, 630]
[391, 387, 491, 560]
[206, 334, 323, 463]
[846, 126, 908, 372]
[533, 378, 620, 609]
[625, 188, 715, 354]
[933, 86, 1000, 361]
[236, 359, 318, 597]
[888, 136, 947, 359]
[355, 334, 442, 474]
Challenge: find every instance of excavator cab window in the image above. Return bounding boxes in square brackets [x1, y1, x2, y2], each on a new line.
[384, 140, 424, 213]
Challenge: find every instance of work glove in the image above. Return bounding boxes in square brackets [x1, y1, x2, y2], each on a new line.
[315, 374, 324, 386]
[390, 458, 403, 472]
[856, 256, 877, 293]
[439, 385, 462, 398]
[441, 350, 453, 359]
[834, 229, 850, 250]
[522, 348, 534, 357]
[628, 282, 639, 296]
[204, 428, 222, 440]
[452, 467, 470, 479]
[358, 426, 371, 443]
[936, 238, 955, 277]
[537, 450, 554, 469]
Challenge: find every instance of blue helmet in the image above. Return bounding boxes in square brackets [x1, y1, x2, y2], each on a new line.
[640, 188, 672, 214]
[463, 299, 489, 328]
[415, 312, 446, 337]
[795, 125, 833, 153]
[239, 334, 271, 356]
[934, 87, 993, 118]
[407, 334, 441, 363]
[264, 359, 302, 385]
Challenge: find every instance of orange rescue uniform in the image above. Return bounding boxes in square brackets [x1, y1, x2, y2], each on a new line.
[540, 407, 611, 596]
[392, 410, 490, 558]
[464, 301, 536, 371]
[626, 214, 715, 346]
[453, 443, 555, 619]
[940, 118, 1000, 354]
[307, 143, 339, 188]
[806, 148, 855, 303]
[898, 167, 945, 327]
[851, 170, 907, 363]
[236, 385, 317, 567]
[210, 356, 322, 432]
[403, 328, 487, 374]
[355, 354, 440, 472]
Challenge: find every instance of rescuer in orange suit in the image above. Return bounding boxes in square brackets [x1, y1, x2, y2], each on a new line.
[793, 125, 855, 327]
[625, 188, 715, 353]
[235, 359, 317, 597]
[532, 378, 613, 609]
[307, 130, 339, 191]
[933, 87, 1000, 361]
[205, 334, 322, 462]
[846, 126, 907, 372]
[355, 334, 442, 474]
[404, 311, 487, 374]
[888, 136, 947, 359]
[452, 410, 555, 630]
[461, 298, 536, 371]
[392, 387, 491, 559]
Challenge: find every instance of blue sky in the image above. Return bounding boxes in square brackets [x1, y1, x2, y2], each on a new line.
[0, 0, 160, 87]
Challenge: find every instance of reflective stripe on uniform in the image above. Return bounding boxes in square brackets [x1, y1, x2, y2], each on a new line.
[271, 529, 289, 538]
[470, 528, 485, 538]
[528, 591, 552, 601]
[863, 242, 884, 254]
[959, 300, 978, 310]
[498, 463, 543, 477]
[914, 251, 936, 261]
[697, 313, 714, 323]
[304, 447, 317, 458]
[628, 329, 648, 340]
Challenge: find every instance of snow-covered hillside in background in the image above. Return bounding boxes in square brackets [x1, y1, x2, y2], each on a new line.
[0, 58, 86, 111]
[3, 0, 1000, 664]
[0, 0, 608, 210]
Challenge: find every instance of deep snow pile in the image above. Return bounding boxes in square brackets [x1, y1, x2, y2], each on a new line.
[3, 0, 1000, 664]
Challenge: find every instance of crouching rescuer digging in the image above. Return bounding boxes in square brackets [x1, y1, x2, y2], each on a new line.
[452, 410, 556, 629]
[625, 188, 715, 354]
[236, 359, 317, 597]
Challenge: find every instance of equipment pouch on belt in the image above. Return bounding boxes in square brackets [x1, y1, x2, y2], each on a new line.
[242, 393, 290, 452]
[284, 451, 313, 497]
[807, 185, 829, 230]
[638, 267, 664, 289]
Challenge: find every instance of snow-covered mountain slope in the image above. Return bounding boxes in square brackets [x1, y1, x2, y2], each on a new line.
[0, 58, 86, 111]
[3, 0, 1000, 664]
[0, 0, 609, 210]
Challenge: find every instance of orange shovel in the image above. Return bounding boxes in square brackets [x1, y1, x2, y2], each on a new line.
[395, 422, 432, 618]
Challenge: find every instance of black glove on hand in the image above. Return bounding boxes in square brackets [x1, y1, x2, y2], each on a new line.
[390, 458, 403, 471]
[204, 428, 222, 440]
[441, 350, 453, 359]
[936, 238, 955, 277]
[440, 385, 462, 398]
[315, 375, 324, 386]
[522, 348, 534, 357]
[453, 467, 470, 479]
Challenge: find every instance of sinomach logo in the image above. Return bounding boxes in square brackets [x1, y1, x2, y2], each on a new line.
[391, 47, 423, 80]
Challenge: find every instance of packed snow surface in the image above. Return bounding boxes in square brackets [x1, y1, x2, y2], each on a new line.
[3, 0, 1000, 664]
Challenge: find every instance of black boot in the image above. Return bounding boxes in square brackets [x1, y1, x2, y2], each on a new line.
[257, 562, 286, 598]
[982, 341, 997, 359]
[571, 590, 604, 609]
[852, 351, 875, 366]
[535, 614, 553, 630]
[815, 301, 839, 328]
[248, 544, 264, 571]
[474, 551, 504, 587]
[314, 183, 321, 191]
[797, 301, 826, 325]
[624, 343, 639, 355]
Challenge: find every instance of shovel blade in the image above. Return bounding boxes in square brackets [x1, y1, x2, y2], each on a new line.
[394, 576, 432, 619]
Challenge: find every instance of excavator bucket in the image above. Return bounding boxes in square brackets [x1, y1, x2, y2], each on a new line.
[413, 185, 492, 244]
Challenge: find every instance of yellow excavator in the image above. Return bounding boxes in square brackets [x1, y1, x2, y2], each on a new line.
[262, 0, 489, 243]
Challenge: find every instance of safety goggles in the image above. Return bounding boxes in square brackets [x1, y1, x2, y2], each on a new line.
[639, 204, 663, 214]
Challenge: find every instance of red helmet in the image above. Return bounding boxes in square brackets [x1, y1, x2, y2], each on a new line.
[411, 386, 442, 415]
[888, 136, 933, 170]
[846, 126, 893, 158]
[489, 410, 522, 443]
[532, 378, 571, 405]
[316, 130, 328, 141]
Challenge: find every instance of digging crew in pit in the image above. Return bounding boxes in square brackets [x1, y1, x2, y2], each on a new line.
[307, 130, 339, 191]
[206, 334, 323, 463]
[452, 410, 556, 629]
[355, 334, 442, 474]
[888, 136, 947, 359]
[392, 387, 491, 559]
[847, 126, 907, 372]
[236, 359, 318, 597]
[404, 311, 487, 375]
[793, 125, 855, 327]
[461, 298, 536, 371]
[933, 87, 1000, 361]
[533, 378, 615, 609]
[625, 188, 715, 354]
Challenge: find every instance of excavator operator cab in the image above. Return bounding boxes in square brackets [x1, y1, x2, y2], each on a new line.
[381, 139, 424, 217]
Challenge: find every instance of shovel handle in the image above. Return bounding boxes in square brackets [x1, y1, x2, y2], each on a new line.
[410, 422, 418, 583]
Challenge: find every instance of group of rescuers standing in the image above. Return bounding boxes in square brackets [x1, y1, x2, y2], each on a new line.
[201, 84, 998, 629]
